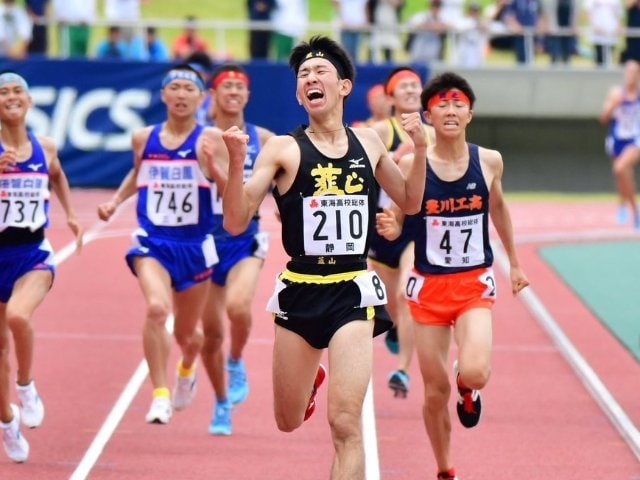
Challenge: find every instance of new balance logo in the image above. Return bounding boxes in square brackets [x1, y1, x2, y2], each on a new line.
[348, 157, 365, 168]
[27, 163, 43, 171]
[177, 149, 192, 158]
[466, 182, 476, 190]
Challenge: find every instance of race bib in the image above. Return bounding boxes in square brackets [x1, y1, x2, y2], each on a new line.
[302, 195, 369, 256]
[425, 213, 485, 268]
[354, 270, 387, 307]
[0, 174, 48, 231]
[140, 160, 200, 226]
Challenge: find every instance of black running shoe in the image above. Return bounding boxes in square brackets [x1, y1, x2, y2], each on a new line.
[384, 327, 399, 355]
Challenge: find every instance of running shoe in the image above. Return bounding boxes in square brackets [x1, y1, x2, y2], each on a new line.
[1, 404, 29, 463]
[227, 358, 249, 405]
[172, 363, 197, 411]
[384, 326, 399, 355]
[17, 380, 44, 428]
[437, 468, 458, 480]
[388, 369, 410, 398]
[208, 400, 232, 436]
[304, 364, 327, 421]
[616, 206, 629, 225]
[453, 360, 482, 428]
[145, 397, 172, 425]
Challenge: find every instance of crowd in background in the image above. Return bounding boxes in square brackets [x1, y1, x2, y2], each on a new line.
[2, 0, 640, 67]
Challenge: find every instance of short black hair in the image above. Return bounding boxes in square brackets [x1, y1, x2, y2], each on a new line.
[289, 35, 355, 83]
[420, 71, 476, 110]
[184, 51, 214, 73]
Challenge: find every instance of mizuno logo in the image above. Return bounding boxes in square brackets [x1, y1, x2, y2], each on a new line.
[27, 163, 43, 171]
[348, 157, 365, 168]
[177, 149, 192, 158]
[466, 182, 476, 190]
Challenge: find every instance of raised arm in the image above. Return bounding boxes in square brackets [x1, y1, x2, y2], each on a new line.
[198, 126, 229, 194]
[373, 112, 427, 214]
[221, 126, 281, 235]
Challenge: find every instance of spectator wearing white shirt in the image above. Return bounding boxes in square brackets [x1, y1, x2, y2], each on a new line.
[52, 0, 96, 58]
[583, 0, 623, 66]
[331, 0, 369, 63]
[104, 0, 149, 43]
[272, 0, 308, 61]
[0, 0, 32, 60]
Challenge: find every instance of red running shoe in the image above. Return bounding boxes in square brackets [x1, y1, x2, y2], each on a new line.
[304, 364, 327, 421]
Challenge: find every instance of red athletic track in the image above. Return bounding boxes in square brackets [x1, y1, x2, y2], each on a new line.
[2, 191, 639, 479]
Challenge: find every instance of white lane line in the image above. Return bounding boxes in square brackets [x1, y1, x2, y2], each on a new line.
[493, 244, 640, 461]
[69, 316, 175, 480]
[363, 378, 381, 480]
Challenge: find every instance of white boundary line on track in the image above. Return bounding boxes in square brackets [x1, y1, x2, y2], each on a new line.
[493, 244, 640, 461]
[363, 379, 380, 480]
[46, 197, 157, 480]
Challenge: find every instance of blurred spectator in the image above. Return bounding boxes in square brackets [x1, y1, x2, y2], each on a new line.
[104, 0, 149, 43]
[485, 0, 515, 53]
[172, 15, 211, 60]
[271, 0, 308, 61]
[622, 0, 640, 62]
[247, 0, 276, 60]
[405, 0, 448, 66]
[369, 0, 404, 63]
[544, 0, 577, 64]
[351, 83, 391, 127]
[0, 0, 32, 60]
[330, 0, 369, 63]
[26, 0, 49, 56]
[129, 26, 169, 61]
[185, 51, 215, 126]
[583, 0, 623, 66]
[52, 0, 96, 58]
[453, 2, 489, 67]
[95, 25, 129, 59]
[439, 0, 466, 59]
[504, 0, 546, 64]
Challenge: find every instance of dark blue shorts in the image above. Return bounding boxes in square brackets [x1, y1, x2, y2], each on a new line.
[0, 239, 55, 303]
[367, 227, 412, 269]
[126, 228, 218, 292]
[210, 231, 269, 286]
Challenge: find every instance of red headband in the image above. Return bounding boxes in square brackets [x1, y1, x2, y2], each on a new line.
[385, 70, 422, 96]
[426, 89, 470, 111]
[212, 71, 249, 89]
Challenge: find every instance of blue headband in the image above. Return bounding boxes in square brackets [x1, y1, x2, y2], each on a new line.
[161, 70, 205, 91]
[0, 73, 29, 91]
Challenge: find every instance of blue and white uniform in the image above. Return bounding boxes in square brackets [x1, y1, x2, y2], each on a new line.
[0, 133, 55, 302]
[126, 123, 218, 292]
[210, 122, 268, 286]
[606, 92, 640, 158]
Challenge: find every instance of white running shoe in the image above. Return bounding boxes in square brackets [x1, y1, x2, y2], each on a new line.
[145, 397, 172, 425]
[172, 364, 197, 411]
[17, 380, 45, 428]
[1, 404, 29, 463]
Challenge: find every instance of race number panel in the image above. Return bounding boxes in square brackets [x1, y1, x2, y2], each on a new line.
[302, 194, 369, 256]
[425, 213, 485, 268]
[0, 174, 49, 231]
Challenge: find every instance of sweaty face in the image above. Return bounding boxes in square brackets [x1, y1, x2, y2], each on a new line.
[296, 58, 346, 112]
